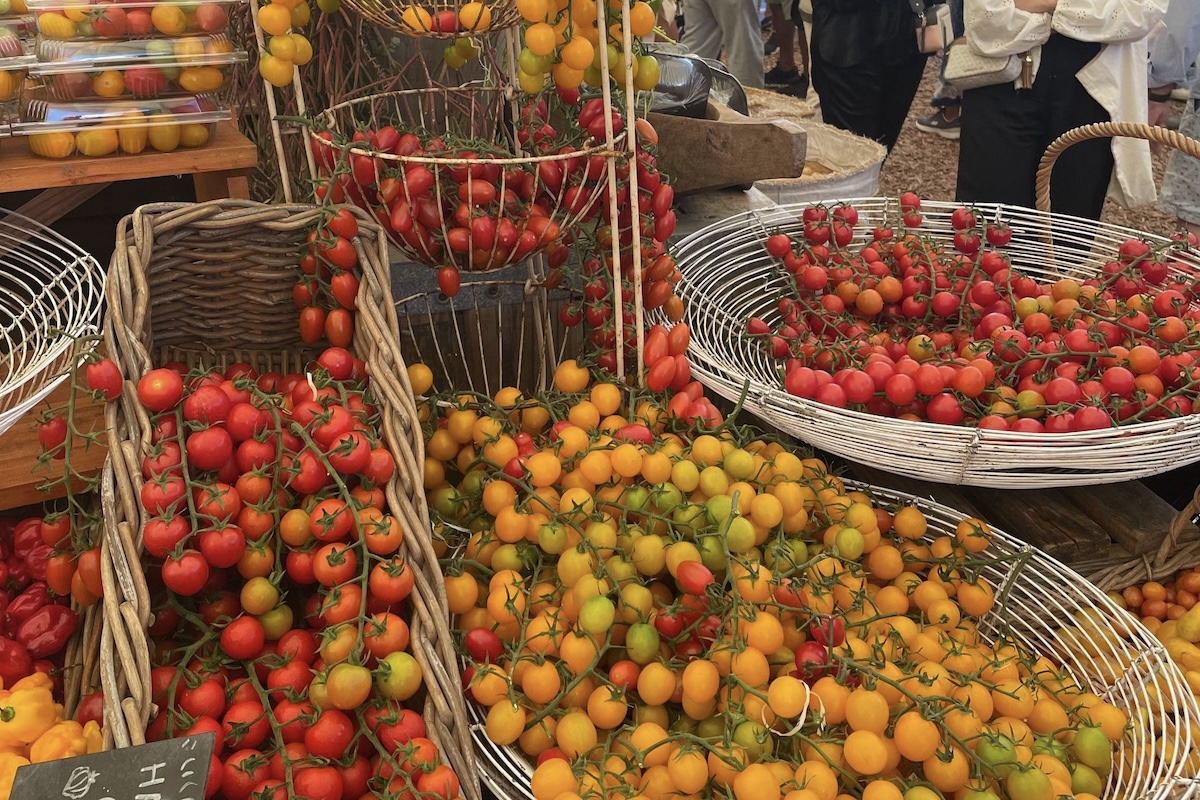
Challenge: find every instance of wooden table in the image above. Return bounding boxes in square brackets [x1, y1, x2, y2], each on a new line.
[0, 121, 257, 226]
[0, 383, 106, 514]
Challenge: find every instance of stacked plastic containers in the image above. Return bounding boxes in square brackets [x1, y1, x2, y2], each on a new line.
[0, 1, 35, 121]
[10, 0, 246, 158]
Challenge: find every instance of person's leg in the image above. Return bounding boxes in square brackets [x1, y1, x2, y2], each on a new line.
[811, 42, 884, 141]
[1160, 109, 1200, 236]
[878, 53, 928, 151]
[681, 0, 723, 61]
[716, 0, 766, 88]
[957, 83, 1043, 207]
[1044, 43, 1112, 219]
[770, 1, 794, 71]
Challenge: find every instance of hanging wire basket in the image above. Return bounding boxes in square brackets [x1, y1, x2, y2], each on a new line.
[0, 210, 105, 437]
[668, 195, 1200, 488]
[338, 0, 524, 38]
[313, 85, 619, 274]
[394, 260, 584, 398]
[445, 484, 1200, 800]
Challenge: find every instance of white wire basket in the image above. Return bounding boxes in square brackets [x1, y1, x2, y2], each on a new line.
[447, 483, 1200, 800]
[0, 211, 105, 437]
[668, 198, 1200, 488]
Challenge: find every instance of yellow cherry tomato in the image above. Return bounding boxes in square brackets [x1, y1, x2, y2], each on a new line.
[75, 128, 119, 157]
[28, 131, 76, 159]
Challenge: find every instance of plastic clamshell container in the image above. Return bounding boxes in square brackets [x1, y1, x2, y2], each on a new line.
[26, 0, 243, 41]
[0, 54, 33, 102]
[0, 22, 33, 104]
[13, 93, 230, 157]
[32, 35, 245, 100]
[0, 15, 36, 39]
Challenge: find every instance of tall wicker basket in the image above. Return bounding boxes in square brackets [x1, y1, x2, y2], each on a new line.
[97, 200, 478, 799]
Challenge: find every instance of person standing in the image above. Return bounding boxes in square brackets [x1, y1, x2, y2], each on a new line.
[915, 0, 965, 138]
[1149, 0, 1200, 238]
[956, 0, 1167, 220]
[764, 0, 810, 97]
[682, 0, 766, 89]
[809, 0, 929, 151]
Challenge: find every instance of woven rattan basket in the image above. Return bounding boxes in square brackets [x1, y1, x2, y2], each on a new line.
[97, 200, 478, 797]
[1089, 486, 1200, 591]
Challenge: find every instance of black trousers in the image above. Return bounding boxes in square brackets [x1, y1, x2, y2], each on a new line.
[810, 47, 927, 152]
[957, 34, 1112, 219]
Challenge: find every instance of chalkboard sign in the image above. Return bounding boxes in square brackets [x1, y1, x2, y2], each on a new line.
[11, 732, 216, 800]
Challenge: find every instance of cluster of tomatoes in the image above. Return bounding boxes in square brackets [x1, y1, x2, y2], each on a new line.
[1111, 569, 1200, 751]
[513, 0, 659, 93]
[312, 93, 624, 290]
[294, 206, 363, 348]
[751, 196, 1200, 431]
[256, 0, 315, 89]
[557, 116, 683, 373]
[121, 218, 463, 799]
[419, 357, 1136, 800]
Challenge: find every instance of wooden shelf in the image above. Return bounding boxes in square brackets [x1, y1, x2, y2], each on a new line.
[0, 121, 257, 194]
[0, 383, 107, 514]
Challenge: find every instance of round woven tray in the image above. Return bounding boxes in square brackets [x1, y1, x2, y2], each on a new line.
[98, 200, 478, 798]
[669, 193, 1200, 488]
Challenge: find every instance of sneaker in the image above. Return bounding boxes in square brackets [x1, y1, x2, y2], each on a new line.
[915, 108, 961, 139]
[765, 66, 808, 97]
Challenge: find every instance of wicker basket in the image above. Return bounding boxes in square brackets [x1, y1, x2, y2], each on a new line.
[448, 483, 1200, 800]
[1089, 485, 1200, 591]
[97, 200, 479, 798]
[668, 191, 1200, 488]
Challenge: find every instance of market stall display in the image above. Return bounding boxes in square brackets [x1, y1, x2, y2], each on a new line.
[25, 0, 239, 39]
[668, 193, 1200, 487]
[422, 363, 1198, 800]
[30, 35, 245, 100]
[0, 21, 31, 107]
[5, 0, 246, 160]
[96, 201, 477, 800]
[14, 94, 229, 156]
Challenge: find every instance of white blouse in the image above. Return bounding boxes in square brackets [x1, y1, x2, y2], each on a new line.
[964, 0, 1168, 207]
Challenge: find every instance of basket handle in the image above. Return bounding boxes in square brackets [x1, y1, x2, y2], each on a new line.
[1035, 121, 1200, 212]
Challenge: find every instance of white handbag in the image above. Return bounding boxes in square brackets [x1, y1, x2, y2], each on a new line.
[944, 37, 1031, 91]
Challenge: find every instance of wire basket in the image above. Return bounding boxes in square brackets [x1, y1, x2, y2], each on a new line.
[313, 85, 617, 274]
[450, 483, 1200, 800]
[395, 263, 584, 398]
[668, 196, 1200, 488]
[338, 0, 523, 38]
[0, 210, 105, 437]
[98, 200, 479, 799]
